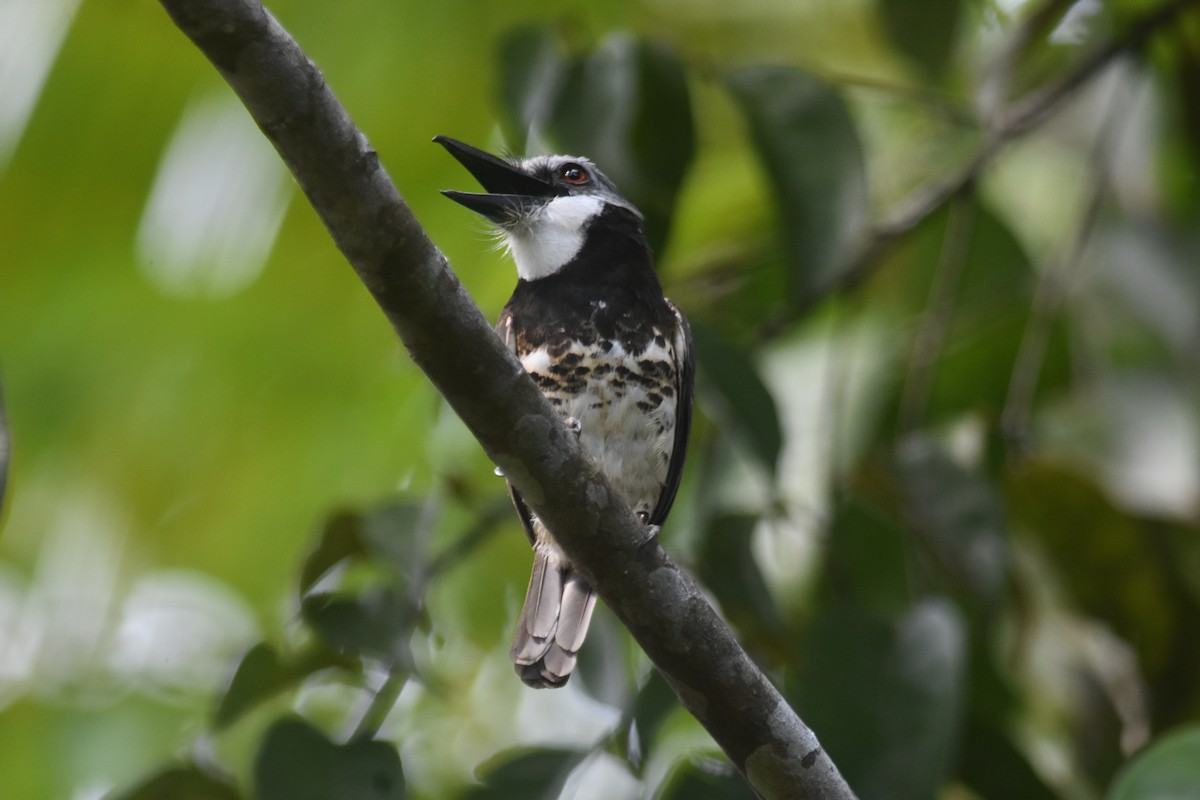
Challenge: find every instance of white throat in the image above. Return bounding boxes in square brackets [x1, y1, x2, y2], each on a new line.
[506, 195, 604, 281]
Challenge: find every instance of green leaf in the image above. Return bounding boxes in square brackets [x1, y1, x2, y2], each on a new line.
[498, 25, 567, 154]
[865, 190, 1064, 432]
[690, 322, 783, 476]
[109, 764, 242, 800]
[301, 510, 368, 596]
[726, 65, 868, 303]
[824, 493, 912, 616]
[894, 435, 1009, 606]
[1006, 462, 1190, 696]
[0, 380, 7, 519]
[959, 716, 1059, 800]
[253, 717, 405, 800]
[357, 501, 428, 574]
[550, 33, 695, 254]
[301, 502, 425, 597]
[922, 203, 1066, 424]
[498, 29, 695, 254]
[788, 597, 966, 800]
[214, 642, 354, 730]
[878, 0, 963, 77]
[302, 587, 411, 660]
[298, 501, 429, 659]
[1167, 33, 1200, 207]
[655, 754, 756, 800]
[1108, 725, 1200, 800]
[462, 747, 584, 799]
[696, 512, 786, 646]
[630, 670, 678, 767]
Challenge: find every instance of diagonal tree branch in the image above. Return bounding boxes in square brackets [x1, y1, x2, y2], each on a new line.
[157, 1, 857, 797]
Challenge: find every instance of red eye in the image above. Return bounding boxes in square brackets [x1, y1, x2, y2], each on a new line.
[560, 164, 589, 184]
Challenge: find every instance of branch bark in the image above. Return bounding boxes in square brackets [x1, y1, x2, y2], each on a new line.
[156, 1, 857, 797]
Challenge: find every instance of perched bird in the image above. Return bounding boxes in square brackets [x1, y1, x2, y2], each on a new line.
[436, 136, 694, 688]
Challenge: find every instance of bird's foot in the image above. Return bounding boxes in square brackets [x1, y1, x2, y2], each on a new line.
[564, 416, 582, 438]
[635, 511, 661, 543]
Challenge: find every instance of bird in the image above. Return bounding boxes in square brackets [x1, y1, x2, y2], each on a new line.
[436, 135, 694, 688]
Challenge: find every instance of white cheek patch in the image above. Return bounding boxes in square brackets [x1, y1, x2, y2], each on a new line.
[506, 195, 603, 281]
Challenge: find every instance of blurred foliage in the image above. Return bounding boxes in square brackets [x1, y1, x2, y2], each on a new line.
[0, 382, 8, 518]
[2, 0, 1200, 798]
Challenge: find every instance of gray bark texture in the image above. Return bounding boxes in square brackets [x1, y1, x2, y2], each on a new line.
[157, 1, 859, 796]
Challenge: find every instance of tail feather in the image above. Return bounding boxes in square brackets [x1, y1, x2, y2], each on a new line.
[556, 572, 598, 653]
[525, 551, 563, 640]
[510, 550, 597, 688]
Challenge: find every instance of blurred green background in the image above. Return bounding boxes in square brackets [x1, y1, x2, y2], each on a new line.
[2, 0, 1200, 798]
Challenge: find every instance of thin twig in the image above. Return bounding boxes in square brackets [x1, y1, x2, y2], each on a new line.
[976, 0, 1078, 121]
[1001, 59, 1143, 455]
[423, 499, 511, 580]
[812, 68, 976, 127]
[349, 664, 410, 742]
[897, 192, 976, 434]
[998, 0, 1199, 138]
[801, 0, 1198, 321]
[349, 498, 510, 742]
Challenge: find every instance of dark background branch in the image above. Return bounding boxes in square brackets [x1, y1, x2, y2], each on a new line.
[157, 0, 857, 796]
[816, 0, 1197, 312]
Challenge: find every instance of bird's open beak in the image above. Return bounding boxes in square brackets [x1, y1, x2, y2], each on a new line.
[435, 136, 564, 223]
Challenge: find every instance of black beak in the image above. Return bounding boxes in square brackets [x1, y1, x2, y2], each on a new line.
[434, 136, 564, 223]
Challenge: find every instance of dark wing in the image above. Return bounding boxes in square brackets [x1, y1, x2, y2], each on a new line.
[497, 309, 539, 546]
[649, 300, 694, 526]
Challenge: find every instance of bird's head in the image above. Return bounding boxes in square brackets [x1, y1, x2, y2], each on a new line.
[436, 136, 642, 282]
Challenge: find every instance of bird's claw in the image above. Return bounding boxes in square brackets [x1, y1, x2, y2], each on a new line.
[635, 511, 661, 543]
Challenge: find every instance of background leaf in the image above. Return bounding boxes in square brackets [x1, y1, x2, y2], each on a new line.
[499, 28, 695, 253]
[1108, 724, 1200, 800]
[1007, 461, 1200, 729]
[214, 642, 353, 730]
[110, 765, 242, 800]
[726, 64, 868, 303]
[0, 381, 7, 519]
[461, 747, 584, 800]
[301, 510, 368, 596]
[788, 597, 966, 800]
[301, 587, 412, 660]
[627, 670, 678, 769]
[957, 716, 1060, 800]
[655, 754, 757, 800]
[878, 0, 963, 77]
[297, 501, 429, 660]
[690, 322, 783, 477]
[498, 25, 567, 154]
[254, 717, 405, 800]
[893, 436, 1009, 607]
[695, 512, 786, 650]
[823, 493, 912, 617]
